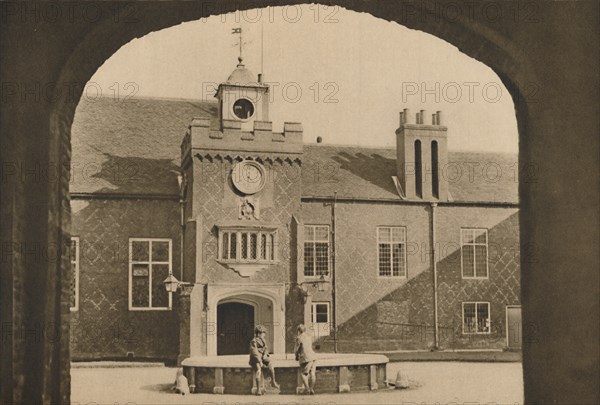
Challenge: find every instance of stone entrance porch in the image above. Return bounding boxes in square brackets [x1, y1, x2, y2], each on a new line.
[188, 283, 286, 358]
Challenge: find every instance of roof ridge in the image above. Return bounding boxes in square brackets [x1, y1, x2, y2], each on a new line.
[81, 94, 218, 104]
[304, 143, 394, 150]
[449, 149, 518, 156]
[304, 143, 518, 156]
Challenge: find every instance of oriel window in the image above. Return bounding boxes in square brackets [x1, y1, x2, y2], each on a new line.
[219, 228, 277, 264]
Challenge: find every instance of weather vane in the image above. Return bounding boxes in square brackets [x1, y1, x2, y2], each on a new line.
[232, 27, 250, 65]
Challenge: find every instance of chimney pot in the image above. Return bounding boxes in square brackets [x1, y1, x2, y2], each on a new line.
[404, 108, 412, 124]
[436, 111, 442, 125]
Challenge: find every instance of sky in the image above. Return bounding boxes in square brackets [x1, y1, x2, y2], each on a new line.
[89, 5, 518, 153]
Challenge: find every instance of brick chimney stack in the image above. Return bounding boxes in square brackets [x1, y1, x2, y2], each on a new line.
[396, 109, 448, 201]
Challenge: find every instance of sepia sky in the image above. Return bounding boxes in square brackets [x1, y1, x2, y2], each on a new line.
[90, 5, 518, 153]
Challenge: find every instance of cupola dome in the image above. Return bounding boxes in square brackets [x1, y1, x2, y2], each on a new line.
[226, 57, 256, 85]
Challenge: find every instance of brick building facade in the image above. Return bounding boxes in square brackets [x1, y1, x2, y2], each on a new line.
[69, 61, 520, 362]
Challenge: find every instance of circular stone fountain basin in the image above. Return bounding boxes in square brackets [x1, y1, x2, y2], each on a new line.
[182, 353, 389, 395]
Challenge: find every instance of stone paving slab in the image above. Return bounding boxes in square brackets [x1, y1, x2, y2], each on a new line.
[71, 361, 166, 368]
[71, 361, 524, 404]
[367, 350, 522, 362]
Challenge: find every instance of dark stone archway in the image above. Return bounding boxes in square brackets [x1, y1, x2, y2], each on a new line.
[1, 1, 598, 404]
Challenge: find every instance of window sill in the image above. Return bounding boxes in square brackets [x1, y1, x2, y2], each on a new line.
[377, 275, 408, 279]
[302, 275, 331, 280]
[220, 261, 275, 277]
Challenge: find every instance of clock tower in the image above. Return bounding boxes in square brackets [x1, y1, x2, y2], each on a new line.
[179, 58, 305, 359]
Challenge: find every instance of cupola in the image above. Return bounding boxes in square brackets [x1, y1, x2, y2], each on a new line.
[215, 57, 270, 131]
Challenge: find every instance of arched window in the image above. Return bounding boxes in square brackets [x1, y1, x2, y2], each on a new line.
[415, 140, 422, 198]
[432, 140, 439, 198]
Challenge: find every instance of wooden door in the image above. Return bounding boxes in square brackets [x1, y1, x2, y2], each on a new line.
[506, 305, 522, 349]
[217, 302, 255, 355]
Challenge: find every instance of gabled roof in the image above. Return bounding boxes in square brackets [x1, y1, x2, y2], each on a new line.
[71, 96, 518, 204]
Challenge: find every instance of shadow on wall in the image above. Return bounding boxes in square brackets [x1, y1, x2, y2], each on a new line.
[71, 153, 180, 195]
[317, 212, 520, 352]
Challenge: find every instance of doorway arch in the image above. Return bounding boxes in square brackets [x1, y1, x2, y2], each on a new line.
[203, 284, 285, 357]
[216, 301, 256, 355]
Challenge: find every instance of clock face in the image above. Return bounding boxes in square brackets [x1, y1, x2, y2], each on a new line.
[232, 98, 255, 120]
[232, 161, 266, 195]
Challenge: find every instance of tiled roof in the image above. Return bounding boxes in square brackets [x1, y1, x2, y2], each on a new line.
[302, 145, 518, 203]
[71, 96, 217, 195]
[71, 96, 518, 204]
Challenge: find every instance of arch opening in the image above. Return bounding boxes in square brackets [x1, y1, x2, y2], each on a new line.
[31, 1, 556, 402]
[68, 0, 522, 389]
[216, 294, 275, 355]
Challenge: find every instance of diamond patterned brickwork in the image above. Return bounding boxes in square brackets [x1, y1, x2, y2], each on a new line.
[182, 164, 197, 283]
[302, 201, 435, 348]
[436, 208, 520, 349]
[302, 202, 520, 350]
[190, 156, 306, 348]
[70, 198, 180, 360]
[191, 157, 302, 285]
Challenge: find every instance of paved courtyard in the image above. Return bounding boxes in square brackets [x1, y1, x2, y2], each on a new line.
[71, 361, 523, 405]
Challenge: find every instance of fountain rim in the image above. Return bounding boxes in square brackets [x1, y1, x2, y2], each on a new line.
[182, 353, 389, 368]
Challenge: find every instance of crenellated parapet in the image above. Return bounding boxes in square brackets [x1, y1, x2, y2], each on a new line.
[181, 118, 303, 167]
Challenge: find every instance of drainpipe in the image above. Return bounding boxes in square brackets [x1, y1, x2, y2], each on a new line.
[180, 199, 184, 281]
[178, 173, 187, 281]
[431, 202, 439, 349]
[331, 191, 338, 353]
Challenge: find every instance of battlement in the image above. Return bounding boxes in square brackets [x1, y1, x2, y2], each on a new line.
[181, 117, 303, 166]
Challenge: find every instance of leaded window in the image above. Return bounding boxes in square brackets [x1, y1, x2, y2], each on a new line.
[129, 238, 172, 310]
[304, 225, 330, 277]
[462, 302, 491, 334]
[461, 228, 489, 278]
[219, 229, 277, 263]
[377, 227, 407, 277]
